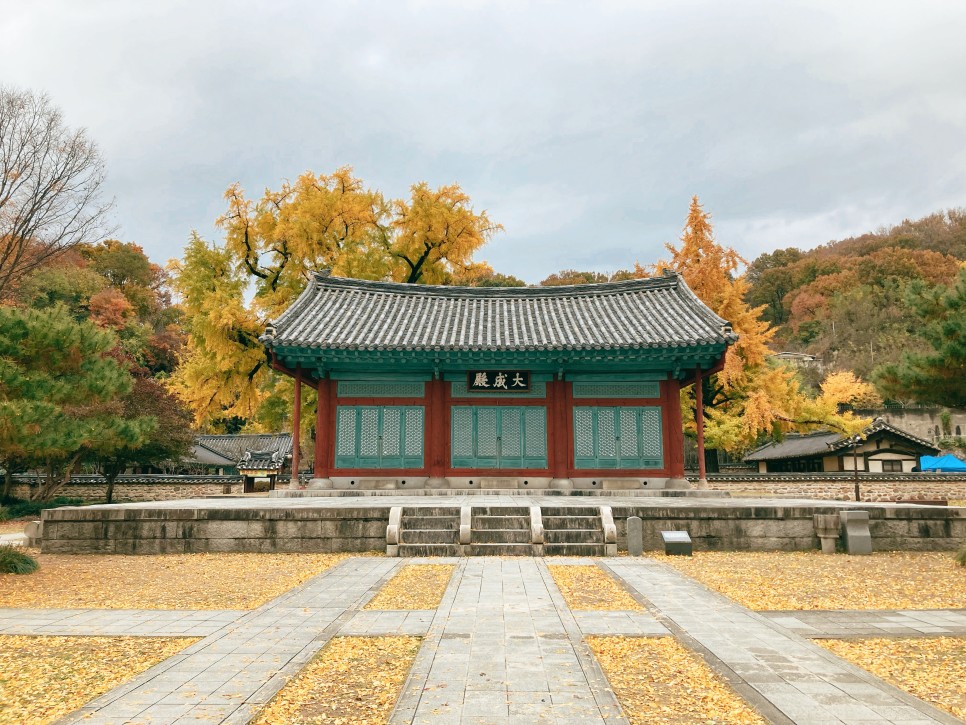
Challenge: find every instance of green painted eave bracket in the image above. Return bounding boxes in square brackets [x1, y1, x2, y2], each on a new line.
[272, 343, 727, 379]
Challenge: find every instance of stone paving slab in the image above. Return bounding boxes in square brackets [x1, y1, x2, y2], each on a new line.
[390, 558, 626, 724]
[56, 557, 400, 725]
[0, 609, 244, 637]
[605, 559, 963, 725]
[340, 610, 435, 636]
[762, 609, 966, 639]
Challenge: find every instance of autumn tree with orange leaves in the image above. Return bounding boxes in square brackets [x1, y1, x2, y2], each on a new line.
[639, 197, 876, 454]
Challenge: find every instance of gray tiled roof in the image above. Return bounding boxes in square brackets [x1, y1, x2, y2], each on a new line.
[744, 432, 842, 462]
[744, 418, 939, 462]
[261, 271, 737, 352]
[825, 418, 938, 453]
[193, 434, 293, 468]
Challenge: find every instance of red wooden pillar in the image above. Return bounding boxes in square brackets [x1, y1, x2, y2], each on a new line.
[426, 378, 448, 487]
[695, 366, 707, 488]
[313, 377, 333, 482]
[290, 368, 302, 487]
[550, 379, 574, 488]
[664, 378, 689, 488]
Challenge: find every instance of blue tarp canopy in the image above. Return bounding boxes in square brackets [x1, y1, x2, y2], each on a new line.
[920, 454, 966, 472]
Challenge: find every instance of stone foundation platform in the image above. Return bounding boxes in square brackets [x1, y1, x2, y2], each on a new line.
[38, 495, 966, 555]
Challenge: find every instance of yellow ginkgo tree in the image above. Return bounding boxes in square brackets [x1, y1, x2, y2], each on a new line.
[642, 197, 876, 455]
[169, 168, 501, 429]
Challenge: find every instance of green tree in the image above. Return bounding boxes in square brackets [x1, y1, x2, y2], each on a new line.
[0, 305, 153, 500]
[91, 376, 194, 503]
[875, 268, 966, 406]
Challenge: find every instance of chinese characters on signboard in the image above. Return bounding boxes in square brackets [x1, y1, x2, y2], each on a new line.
[467, 370, 531, 392]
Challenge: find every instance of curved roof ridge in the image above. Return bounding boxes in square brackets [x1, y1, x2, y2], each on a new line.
[306, 269, 681, 298]
[262, 269, 738, 353]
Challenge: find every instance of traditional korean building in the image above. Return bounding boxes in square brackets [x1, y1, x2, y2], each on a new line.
[260, 270, 736, 491]
[744, 418, 940, 474]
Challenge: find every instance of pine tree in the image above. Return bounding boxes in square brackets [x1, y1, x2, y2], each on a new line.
[876, 268, 966, 406]
[0, 305, 153, 500]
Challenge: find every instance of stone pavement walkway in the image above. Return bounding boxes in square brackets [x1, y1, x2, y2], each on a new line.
[58, 557, 400, 725]
[0, 556, 959, 724]
[0, 608, 244, 637]
[761, 609, 966, 639]
[606, 558, 962, 725]
[391, 558, 625, 724]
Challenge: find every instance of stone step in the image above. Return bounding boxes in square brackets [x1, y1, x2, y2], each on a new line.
[400, 529, 459, 545]
[401, 507, 461, 518]
[471, 515, 529, 530]
[542, 515, 601, 530]
[470, 506, 531, 516]
[544, 529, 604, 544]
[402, 516, 459, 531]
[543, 543, 607, 557]
[467, 543, 534, 556]
[397, 543, 463, 557]
[541, 507, 601, 517]
[471, 528, 531, 544]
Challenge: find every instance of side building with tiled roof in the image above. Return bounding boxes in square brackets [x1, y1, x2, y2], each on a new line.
[190, 434, 293, 492]
[260, 270, 737, 490]
[744, 418, 939, 473]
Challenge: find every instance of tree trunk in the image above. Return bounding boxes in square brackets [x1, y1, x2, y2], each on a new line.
[2, 468, 12, 500]
[105, 471, 118, 504]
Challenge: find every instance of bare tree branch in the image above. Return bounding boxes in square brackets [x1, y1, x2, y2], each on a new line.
[0, 87, 115, 298]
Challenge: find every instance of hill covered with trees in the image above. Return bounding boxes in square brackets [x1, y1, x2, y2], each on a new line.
[744, 210, 966, 393]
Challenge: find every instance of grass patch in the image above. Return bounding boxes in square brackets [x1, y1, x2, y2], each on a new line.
[588, 636, 764, 724]
[365, 564, 454, 610]
[956, 543, 966, 567]
[0, 552, 352, 610]
[0, 546, 38, 574]
[548, 564, 643, 611]
[655, 551, 966, 610]
[818, 637, 966, 721]
[0, 635, 196, 725]
[253, 636, 421, 724]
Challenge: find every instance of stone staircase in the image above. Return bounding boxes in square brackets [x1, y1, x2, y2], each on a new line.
[541, 506, 608, 557]
[467, 506, 534, 556]
[387, 505, 615, 557]
[394, 506, 462, 557]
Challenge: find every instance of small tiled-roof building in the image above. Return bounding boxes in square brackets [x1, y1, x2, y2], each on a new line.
[260, 270, 737, 490]
[744, 418, 939, 473]
[191, 434, 293, 491]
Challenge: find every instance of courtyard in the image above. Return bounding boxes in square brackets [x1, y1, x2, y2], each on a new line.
[1, 549, 964, 724]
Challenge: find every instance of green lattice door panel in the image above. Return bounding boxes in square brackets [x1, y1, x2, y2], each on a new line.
[573, 406, 663, 469]
[451, 406, 547, 469]
[335, 406, 424, 468]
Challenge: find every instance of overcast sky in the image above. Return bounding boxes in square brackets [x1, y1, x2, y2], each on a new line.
[3, 1, 965, 282]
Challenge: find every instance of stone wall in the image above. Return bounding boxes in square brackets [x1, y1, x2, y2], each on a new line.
[609, 503, 966, 552]
[853, 406, 966, 443]
[9, 476, 244, 503]
[41, 506, 389, 555]
[708, 477, 966, 502]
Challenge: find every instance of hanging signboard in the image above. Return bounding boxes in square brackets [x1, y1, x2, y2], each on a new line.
[467, 370, 531, 392]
